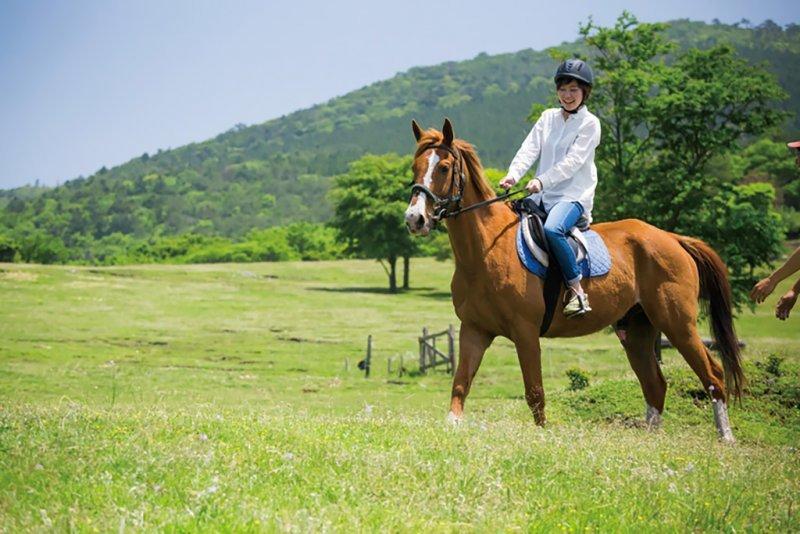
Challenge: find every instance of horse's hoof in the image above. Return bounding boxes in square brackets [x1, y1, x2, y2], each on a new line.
[446, 411, 462, 425]
[645, 404, 662, 430]
[712, 398, 735, 444]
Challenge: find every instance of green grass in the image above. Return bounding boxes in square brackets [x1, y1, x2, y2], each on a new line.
[2, 259, 799, 531]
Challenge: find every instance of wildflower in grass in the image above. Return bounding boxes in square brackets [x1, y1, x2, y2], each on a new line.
[198, 484, 218, 498]
[39, 509, 52, 528]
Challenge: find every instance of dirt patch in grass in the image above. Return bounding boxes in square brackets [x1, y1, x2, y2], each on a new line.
[0, 271, 38, 282]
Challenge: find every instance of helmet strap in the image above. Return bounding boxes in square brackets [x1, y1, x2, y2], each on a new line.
[560, 95, 585, 114]
[561, 103, 584, 115]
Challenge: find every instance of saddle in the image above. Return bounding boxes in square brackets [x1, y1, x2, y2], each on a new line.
[514, 197, 591, 267]
[512, 198, 611, 336]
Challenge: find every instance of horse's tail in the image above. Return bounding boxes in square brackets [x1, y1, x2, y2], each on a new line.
[675, 235, 744, 401]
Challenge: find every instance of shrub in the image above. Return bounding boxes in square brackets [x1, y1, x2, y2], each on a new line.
[17, 231, 69, 264]
[765, 354, 784, 377]
[0, 234, 19, 262]
[284, 222, 347, 260]
[566, 367, 590, 391]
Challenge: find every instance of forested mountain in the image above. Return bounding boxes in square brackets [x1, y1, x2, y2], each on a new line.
[2, 19, 799, 256]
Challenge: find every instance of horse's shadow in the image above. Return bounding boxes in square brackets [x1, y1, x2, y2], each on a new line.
[308, 286, 451, 300]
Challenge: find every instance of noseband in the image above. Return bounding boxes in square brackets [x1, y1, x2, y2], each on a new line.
[409, 143, 466, 221]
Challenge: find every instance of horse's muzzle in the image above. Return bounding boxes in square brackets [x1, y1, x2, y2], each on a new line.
[405, 214, 431, 236]
[404, 206, 432, 235]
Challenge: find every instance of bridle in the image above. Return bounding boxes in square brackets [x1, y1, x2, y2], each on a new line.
[409, 143, 525, 222]
[409, 143, 466, 221]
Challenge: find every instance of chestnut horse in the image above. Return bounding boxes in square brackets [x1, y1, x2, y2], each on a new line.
[404, 119, 744, 441]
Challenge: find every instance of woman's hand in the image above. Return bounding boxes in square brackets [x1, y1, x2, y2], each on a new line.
[750, 277, 776, 303]
[499, 176, 516, 190]
[776, 289, 797, 320]
[526, 178, 543, 194]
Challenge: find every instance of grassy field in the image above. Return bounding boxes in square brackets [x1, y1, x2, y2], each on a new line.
[1, 258, 799, 531]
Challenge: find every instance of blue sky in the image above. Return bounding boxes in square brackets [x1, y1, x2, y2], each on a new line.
[0, 0, 796, 189]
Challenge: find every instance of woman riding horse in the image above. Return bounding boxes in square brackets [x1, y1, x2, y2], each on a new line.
[404, 116, 744, 442]
[500, 59, 599, 317]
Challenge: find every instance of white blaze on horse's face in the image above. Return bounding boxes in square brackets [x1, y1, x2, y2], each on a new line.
[405, 150, 439, 236]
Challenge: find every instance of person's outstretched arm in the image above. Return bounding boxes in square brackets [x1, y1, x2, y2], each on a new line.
[499, 115, 545, 189]
[776, 277, 800, 320]
[750, 247, 800, 303]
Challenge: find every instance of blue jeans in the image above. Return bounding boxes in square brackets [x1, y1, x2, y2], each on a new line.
[541, 200, 584, 285]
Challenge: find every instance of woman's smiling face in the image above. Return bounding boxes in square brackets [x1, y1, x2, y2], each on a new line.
[557, 80, 583, 111]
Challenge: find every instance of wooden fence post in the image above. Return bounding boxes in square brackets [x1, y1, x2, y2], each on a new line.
[655, 333, 662, 364]
[420, 327, 428, 374]
[448, 324, 455, 375]
[365, 335, 372, 378]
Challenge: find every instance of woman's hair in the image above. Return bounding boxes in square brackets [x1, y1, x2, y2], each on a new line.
[555, 76, 592, 101]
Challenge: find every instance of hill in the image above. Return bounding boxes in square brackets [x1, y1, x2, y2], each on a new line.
[1, 19, 799, 256]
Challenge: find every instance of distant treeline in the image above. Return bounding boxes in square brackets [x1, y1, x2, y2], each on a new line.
[2, 134, 796, 267]
[0, 221, 448, 265]
[0, 222, 332, 264]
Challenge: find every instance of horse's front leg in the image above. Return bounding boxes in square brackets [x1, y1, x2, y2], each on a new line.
[448, 323, 493, 422]
[514, 331, 546, 425]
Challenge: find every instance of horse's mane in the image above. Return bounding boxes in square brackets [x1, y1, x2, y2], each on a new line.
[415, 129, 497, 200]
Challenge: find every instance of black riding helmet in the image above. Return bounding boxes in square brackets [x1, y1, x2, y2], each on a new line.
[554, 59, 594, 86]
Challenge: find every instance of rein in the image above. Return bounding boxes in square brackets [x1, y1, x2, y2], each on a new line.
[410, 143, 527, 221]
[443, 188, 527, 219]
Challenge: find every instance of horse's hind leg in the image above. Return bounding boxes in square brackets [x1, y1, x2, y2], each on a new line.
[619, 309, 666, 428]
[668, 334, 734, 442]
[642, 287, 734, 441]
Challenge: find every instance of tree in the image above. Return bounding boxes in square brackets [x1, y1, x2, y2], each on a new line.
[735, 139, 800, 208]
[579, 12, 674, 198]
[330, 154, 418, 292]
[731, 138, 800, 238]
[0, 234, 19, 262]
[16, 229, 69, 264]
[572, 12, 788, 306]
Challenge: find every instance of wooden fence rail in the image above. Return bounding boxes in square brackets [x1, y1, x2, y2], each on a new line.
[419, 325, 455, 375]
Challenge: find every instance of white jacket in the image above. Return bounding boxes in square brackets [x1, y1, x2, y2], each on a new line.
[506, 106, 601, 222]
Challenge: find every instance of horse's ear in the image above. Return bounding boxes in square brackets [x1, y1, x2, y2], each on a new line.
[411, 120, 423, 142]
[442, 118, 454, 146]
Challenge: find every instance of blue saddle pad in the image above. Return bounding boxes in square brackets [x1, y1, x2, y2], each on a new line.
[516, 219, 612, 280]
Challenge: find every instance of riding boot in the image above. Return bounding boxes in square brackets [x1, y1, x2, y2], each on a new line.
[564, 290, 591, 317]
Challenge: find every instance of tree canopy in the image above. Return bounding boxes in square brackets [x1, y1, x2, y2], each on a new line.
[330, 154, 418, 292]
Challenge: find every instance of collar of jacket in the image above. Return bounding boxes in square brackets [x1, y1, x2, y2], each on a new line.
[562, 104, 589, 117]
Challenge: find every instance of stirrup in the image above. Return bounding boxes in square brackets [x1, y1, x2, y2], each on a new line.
[564, 291, 591, 317]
